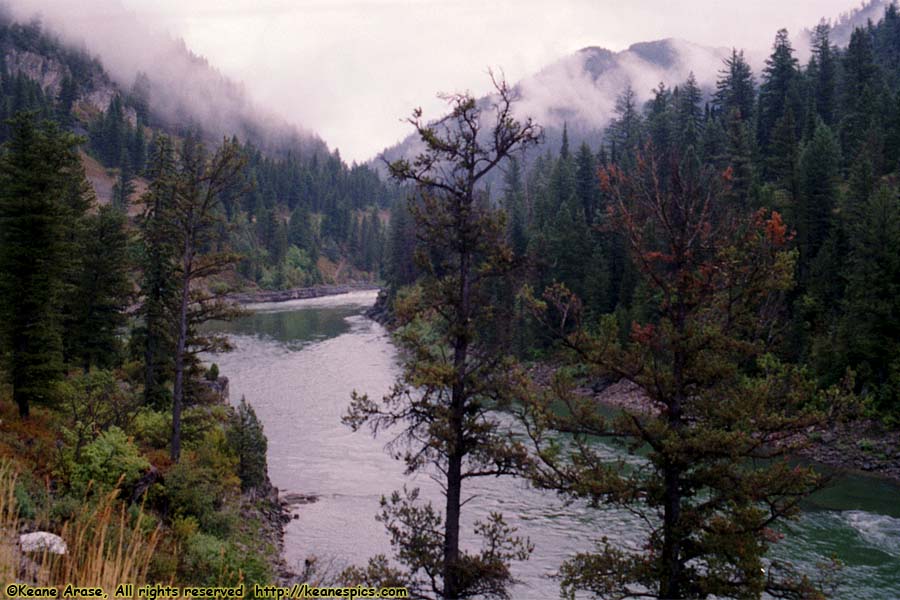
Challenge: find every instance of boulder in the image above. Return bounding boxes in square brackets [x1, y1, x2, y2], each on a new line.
[19, 532, 67, 555]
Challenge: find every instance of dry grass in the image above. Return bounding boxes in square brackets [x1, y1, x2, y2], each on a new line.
[46, 485, 163, 591]
[0, 462, 20, 584]
[0, 463, 163, 595]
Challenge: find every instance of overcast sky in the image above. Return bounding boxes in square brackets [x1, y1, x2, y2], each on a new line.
[47, 0, 868, 161]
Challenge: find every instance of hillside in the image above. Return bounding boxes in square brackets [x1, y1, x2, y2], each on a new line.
[0, 6, 398, 289]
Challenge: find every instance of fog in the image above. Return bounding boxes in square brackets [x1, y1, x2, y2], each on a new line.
[4, 0, 879, 161]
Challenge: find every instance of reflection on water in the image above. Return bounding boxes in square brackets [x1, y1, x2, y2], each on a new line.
[208, 290, 900, 599]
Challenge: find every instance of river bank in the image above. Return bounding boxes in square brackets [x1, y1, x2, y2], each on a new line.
[230, 283, 380, 305]
[527, 363, 900, 483]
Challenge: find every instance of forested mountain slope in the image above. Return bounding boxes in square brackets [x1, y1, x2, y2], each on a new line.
[0, 6, 398, 289]
[384, 1, 900, 421]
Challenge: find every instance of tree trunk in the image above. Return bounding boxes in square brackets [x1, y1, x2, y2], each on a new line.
[171, 238, 193, 462]
[444, 240, 471, 599]
[661, 303, 687, 599]
[443, 424, 463, 599]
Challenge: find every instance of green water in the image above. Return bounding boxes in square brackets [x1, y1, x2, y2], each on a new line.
[209, 291, 900, 599]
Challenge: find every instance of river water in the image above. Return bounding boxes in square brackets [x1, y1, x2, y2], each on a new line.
[208, 290, 900, 599]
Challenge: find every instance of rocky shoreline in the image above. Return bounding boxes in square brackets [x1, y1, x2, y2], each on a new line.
[240, 478, 295, 583]
[528, 363, 900, 484]
[230, 283, 380, 305]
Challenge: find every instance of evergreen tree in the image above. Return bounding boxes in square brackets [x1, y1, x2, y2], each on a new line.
[0, 113, 91, 416]
[288, 204, 318, 259]
[168, 135, 246, 461]
[713, 48, 755, 121]
[345, 78, 539, 599]
[523, 148, 828, 600]
[758, 29, 800, 154]
[112, 158, 135, 212]
[797, 122, 841, 281]
[836, 185, 900, 415]
[840, 27, 882, 163]
[136, 135, 179, 408]
[767, 107, 799, 200]
[676, 72, 703, 147]
[574, 142, 599, 220]
[385, 198, 417, 291]
[56, 75, 77, 126]
[227, 396, 269, 491]
[64, 205, 131, 371]
[502, 156, 528, 258]
[607, 86, 643, 167]
[646, 82, 675, 157]
[809, 21, 837, 127]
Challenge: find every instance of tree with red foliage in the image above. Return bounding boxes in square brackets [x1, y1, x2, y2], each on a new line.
[522, 147, 838, 599]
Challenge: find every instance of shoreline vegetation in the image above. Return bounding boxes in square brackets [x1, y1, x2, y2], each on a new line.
[526, 363, 900, 484]
[368, 290, 899, 484]
[229, 283, 380, 305]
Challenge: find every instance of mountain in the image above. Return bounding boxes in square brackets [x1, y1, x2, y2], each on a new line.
[815, 0, 891, 46]
[0, 2, 326, 159]
[375, 0, 895, 171]
[375, 38, 730, 173]
[0, 6, 397, 289]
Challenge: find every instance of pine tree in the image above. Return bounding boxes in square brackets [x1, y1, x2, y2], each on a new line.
[502, 156, 528, 259]
[344, 77, 539, 599]
[227, 396, 269, 491]
[767, 107, 799, 199]
[840, 27, 883, 163]
[574, 142, 599, 221]
[112, 158, 135, 212]
[646, 82, 674, 157]
[758, 29, 799, 154]
[136, 135, 179, 409]
[607, 86, 643, 168]
[64, 205, 132, 371]
[385, 198, 417, 291]
[168, 134, 246, 461]
[809, 21, 837, 127]
[676, 72, 703, 147]
[797, 122, 841, 281]
[0, 113, 91, 416]
[713, 48, 755, 121]
[288, 204, 318, 259]
[56, 75, 77, 126]
[837, 185, 900, 415]
[523, 147, 828, 600]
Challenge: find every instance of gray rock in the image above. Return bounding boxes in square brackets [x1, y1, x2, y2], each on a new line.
[19, 532, 67, 555]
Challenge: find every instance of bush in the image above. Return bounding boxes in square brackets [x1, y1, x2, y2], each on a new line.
[131, 408, 170, 449]
[164, 429, 238, 534]
[70, 426, 149, 494]
[13, 482, 36, 520]
[206, 363, 220, 381]
[182, 532, 269, 588]
[56, 370, 141, 461]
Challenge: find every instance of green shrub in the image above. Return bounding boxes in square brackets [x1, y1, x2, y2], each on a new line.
[71, 426, 149, 493]
[857, 438, 876, 452]
[206, 363, 220, 381]
[182, 532, 269, 589]
[14, 482, 36, 520]
[131, 408, 170, 448]
[48, 494, 81, 524]
[164, 429, 238, 534]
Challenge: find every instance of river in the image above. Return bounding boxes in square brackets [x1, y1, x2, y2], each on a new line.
[208, 290, 900, 599]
